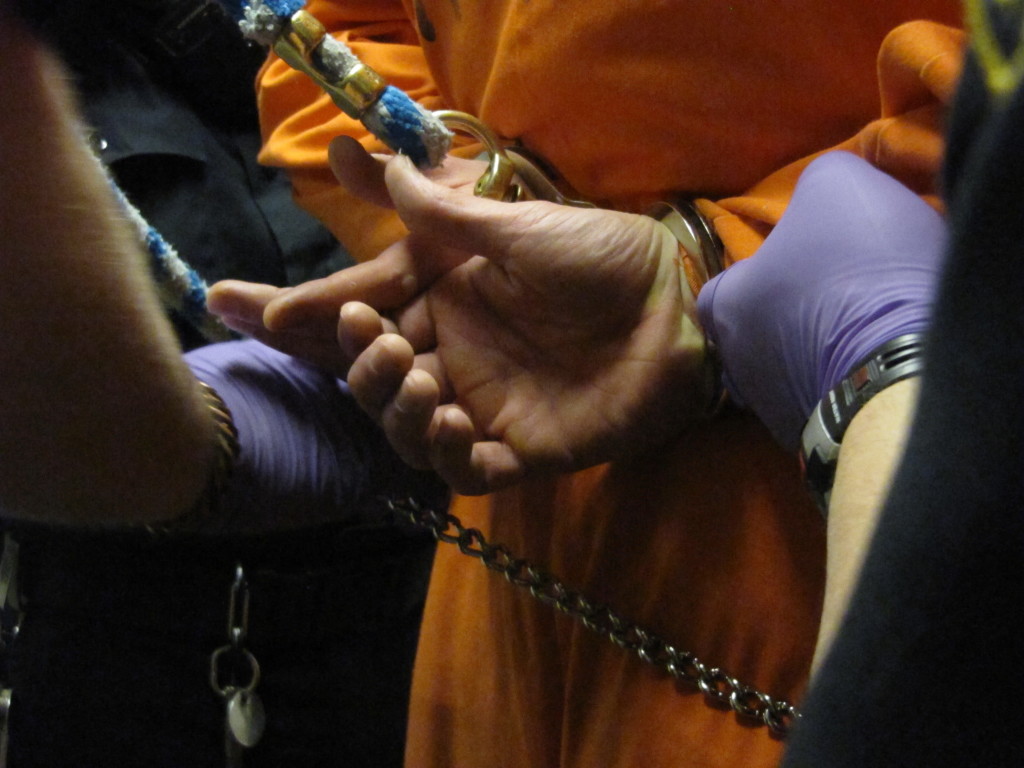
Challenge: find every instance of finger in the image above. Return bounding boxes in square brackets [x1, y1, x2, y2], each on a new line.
[263, 236, 466, 331]
[207, 280, 289, 326]
[420, 153, 496, 196]
[337, 301, 387, 360]
[409, 350, 452, 402]
[384, 153, 573, 264]
[262, 255, 415, 331]
[694, 270, 725, 344]
[391, 289, 438, 353]
[380, 368, 441, 470]
[693, 270, 752, 409]
[329, 136, 395, 209]
[212, 279, 354, 375]
[218, 319, 353, 378]
[338, 298, 450, 396]
[429, 408, 526, 495]
[330, 141, 498, 206]
[347, 333, 415, 420]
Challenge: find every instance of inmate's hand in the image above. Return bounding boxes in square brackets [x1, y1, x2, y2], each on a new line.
[343, 157, 710, 493]
[697, 151, 946, 451]
[208, 140, 492, 374]
[213, 140, 711, 494]
[344, 157, 714, 493]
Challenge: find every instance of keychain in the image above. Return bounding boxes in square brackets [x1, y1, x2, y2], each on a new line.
[209, 564, 266, 767]
[0, 534, 24, 768]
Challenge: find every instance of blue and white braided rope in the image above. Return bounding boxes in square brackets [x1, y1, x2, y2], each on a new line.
[90, 0, 453, 341]
[93, 149, 231, 342]
[235, 0, 452, 168]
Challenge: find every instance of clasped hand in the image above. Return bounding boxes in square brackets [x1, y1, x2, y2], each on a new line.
[210, 138, 712, 494]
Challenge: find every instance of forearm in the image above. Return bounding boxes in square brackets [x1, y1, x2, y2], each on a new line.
[811, 377, 920, 673]
[0, 17, 215, 525]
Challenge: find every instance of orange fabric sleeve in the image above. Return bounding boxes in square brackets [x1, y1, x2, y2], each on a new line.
[256, 0, 442, 262]
[697, 21, 967, 266]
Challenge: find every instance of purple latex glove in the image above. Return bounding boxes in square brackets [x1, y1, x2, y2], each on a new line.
[185, 339, 447, 532]
[697, 151, 946, 451]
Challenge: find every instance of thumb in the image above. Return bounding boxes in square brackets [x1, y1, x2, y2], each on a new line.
[328, 136, 395, 209]
[384, 153, 557, 263]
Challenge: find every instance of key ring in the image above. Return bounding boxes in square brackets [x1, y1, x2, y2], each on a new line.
[434, 110, 595, 207]
[264, 8, 590, 205]
[433, 110, 521, 202]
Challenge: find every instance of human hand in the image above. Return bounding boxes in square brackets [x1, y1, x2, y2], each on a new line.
[212, 139, 711, 494]
[696, 151, 946, 451]
[208, 138, 490, 375]
[344, 157, 712, 493]
[185, 339, 447, 532]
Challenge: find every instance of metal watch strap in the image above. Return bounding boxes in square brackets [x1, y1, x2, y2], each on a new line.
[800, 333, 927, 515]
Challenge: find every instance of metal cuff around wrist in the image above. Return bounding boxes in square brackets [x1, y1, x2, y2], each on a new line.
[647, 198, 724, 299]
[648, 199, 727, 416]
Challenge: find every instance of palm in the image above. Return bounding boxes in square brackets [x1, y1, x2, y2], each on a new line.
[385, 195, 710, 481]
[210, 150, 711, 492]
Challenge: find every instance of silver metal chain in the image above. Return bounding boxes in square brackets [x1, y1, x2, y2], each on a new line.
[387, 496, 801, 737]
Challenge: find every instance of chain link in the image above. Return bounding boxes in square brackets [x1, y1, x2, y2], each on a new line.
[388, 496, 801, 737]
[209, 564, 261, 699]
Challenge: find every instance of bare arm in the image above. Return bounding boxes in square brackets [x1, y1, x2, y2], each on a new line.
[811, 377, 920, 672]
[0, 13, 215, 525]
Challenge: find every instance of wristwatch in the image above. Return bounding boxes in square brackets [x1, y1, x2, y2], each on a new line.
[799, 333, 926, 515]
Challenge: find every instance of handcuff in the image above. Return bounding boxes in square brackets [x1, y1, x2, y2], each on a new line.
[270, 4, 726, 420]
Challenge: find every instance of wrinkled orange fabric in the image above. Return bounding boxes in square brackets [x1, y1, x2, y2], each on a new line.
[257, 3, 965, 766]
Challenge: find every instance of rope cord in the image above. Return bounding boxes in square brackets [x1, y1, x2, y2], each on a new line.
[238, 1, 452, 168]
[92, 149, 231, 342]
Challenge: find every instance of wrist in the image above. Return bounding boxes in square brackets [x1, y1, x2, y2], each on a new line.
[800, 333, 926, 514]
[145, 379, 240, 535]
[813, 377, 919, 671]
[648, 199, 727, 417]
[647, 199, 724, 299]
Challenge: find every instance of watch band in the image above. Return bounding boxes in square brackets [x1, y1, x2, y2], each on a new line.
[800, 332, 926, 515]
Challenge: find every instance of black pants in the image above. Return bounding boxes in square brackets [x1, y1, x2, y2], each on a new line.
[2, 517, 434, 767]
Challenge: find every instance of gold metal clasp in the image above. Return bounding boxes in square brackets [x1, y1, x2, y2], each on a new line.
[270, 9, 592, 207]
[434, 110, 521, 201]
[273, 10, 387, 120]
[434, 111, 594, 207]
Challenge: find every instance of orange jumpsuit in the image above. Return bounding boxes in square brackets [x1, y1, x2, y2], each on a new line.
[256, 3, 965, 765]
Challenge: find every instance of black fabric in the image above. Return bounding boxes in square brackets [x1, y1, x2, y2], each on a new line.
[21, 0, 352, 350]
[7, 519, 433, 767]
[0, 4, 438, 766]
[781, 5, 1024, 765]
[15, 0, 265, 128]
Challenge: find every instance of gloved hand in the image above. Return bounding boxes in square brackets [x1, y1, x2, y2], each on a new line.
[697, 151, 947, 451]
[185, 339, 448, 532]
